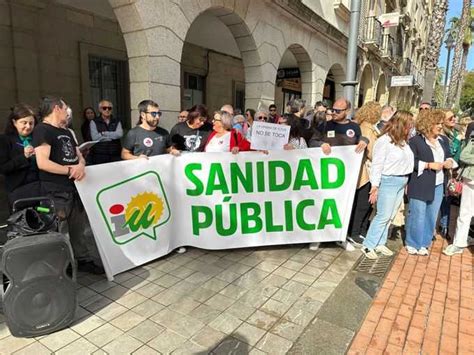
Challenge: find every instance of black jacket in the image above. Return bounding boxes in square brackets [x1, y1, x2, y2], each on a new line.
[91, 117, 122, 157]
[0, 133, 39, 192]
[407, 134, 451, 202]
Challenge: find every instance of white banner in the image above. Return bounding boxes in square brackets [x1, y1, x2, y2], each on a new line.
[76, 147, 363, 279]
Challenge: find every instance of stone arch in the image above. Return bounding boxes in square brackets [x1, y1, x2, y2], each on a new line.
[357, 64, 374, 107]
[375, 73, 388, 105]
[109, 0, 264, 128]
[323, 63, 345, 107]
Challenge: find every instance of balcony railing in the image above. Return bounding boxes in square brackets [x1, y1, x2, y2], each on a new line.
[363, 16, 383, 49]
[382, 34, 395, 59]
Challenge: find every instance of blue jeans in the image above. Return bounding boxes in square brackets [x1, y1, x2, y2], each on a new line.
[405, 184, 444, 249]
[363, 175, 408, 250]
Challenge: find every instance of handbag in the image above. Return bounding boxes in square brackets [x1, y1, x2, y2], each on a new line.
[446, 166, 465, 197]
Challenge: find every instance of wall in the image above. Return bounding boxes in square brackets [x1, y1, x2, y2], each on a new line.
[0, 0, 126, 134]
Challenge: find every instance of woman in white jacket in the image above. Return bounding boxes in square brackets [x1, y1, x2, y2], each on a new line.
[361, 111, 415, 259]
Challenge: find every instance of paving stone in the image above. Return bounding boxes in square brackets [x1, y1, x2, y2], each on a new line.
[281, 260, 306, 271]
[292, 271, 317, 286]
[120, 276, 150, 291]
[127, 319, 165, 343]
[255, 261, 280, 273]
[271, 288, 299, 306]
[0, 322, 11, 340]
[249, 346, 267, 354]
[209, 313, 243, 334]
[233, 322, 266, 346]
[185, 271, 214, 284]
[56, 337, 99, 355]
[168, 266, 196, 279]
[154, 274, 181, 288]
[113, 272, 136, 284]
[188, 286, 217, 302]
[225, 301, 256, 321]
[70, 314, 106, 335]
[135, 282, 165, 298]
[143, 268, 166, 281]
[172, 340, 207, 354]
[260, 298, 292, 318]
[132, 299, 165, 318]
[212, 337, 251, 354]
[77, 287, 99, 303]
[102, 284, 131, 300]
[147, 329, 187, 353]
[10, 341, 50, 355]
[255, 332, 293, 354]
[94, 301, 129, 321]
[281, 280, 309, 296]
[216, 270, 241, 283]
[188, 304, 222, 324]
[38, 328, 80, 351]
[102, 334, 143, 354]
[110, 310, 146, 331]
[272, 267, 297, 279]
[81, 294, 113, 312]
[270, 319, 306, 341]
[168, 296, 201, 315]
[283, 302, 320, 327]
[88, 279, 117, 293]
[219, 283, 249, 300]
[85, 323, 124, 347]
[233, 270, 269, 288]
[152, 288, 185, 306]
[169, 280, 198, 294]
[150, 308, 205, 338]
[132, 344, 160, 354]
[205, 293, 235, 311]
[231, 263, 253, 275]
[202, 278, 230, 292]
[191, 326, 227, 348]
[302, 285, 334, 303]
[155, 261, 180, 273]
[247, 310, 279, 331]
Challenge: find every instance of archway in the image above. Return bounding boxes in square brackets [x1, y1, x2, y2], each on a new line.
[375, 74, 388, 105]
[357, 64, 374, 108]
[110, 2, 264, 129]
[323, 64, 345, 108]
[274, 44, 312, 113]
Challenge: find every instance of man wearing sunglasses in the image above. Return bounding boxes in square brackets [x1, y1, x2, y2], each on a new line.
[122, 100, 169, 160]
[89, 99, 123, 165]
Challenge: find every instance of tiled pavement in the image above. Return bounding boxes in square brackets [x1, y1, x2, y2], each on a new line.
[0, 244, 361, 354]
[348, 236, 474, 354]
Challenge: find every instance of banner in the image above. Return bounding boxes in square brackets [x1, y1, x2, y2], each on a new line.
[76, 147, 363, 279]
[250, 122, 290, 150]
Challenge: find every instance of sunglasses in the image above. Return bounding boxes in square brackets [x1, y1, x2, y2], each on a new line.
[101, 106, 113, 111]
[146, 111, 162, 118]
[178, 115, 188, 119]
[332, 108, 346, 114]
[258, 116, 267, 120]
[419, 107, 430, 111]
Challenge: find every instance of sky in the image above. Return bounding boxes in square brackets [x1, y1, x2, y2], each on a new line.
[438, 0, 474, 81]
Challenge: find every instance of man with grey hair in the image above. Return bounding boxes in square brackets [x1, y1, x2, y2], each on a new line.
[221, 104, 234, 117]
[245, 110, 268, 142]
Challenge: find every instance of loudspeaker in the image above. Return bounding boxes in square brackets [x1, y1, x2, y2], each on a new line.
[0, 232, 77, 337]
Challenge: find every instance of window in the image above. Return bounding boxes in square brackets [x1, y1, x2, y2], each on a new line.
[182, 72, 205, 109]
[88, 56, 130, 129]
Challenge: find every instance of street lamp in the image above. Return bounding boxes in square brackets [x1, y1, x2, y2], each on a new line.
[443, 32, 455, 105]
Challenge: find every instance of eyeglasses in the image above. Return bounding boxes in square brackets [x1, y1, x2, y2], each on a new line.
[257, 116, 267, 120]
[101, 106, 113, 111]
[178, 115, 188, 119]
[332, 108, 346, 114]
[146, 111, 162, 118]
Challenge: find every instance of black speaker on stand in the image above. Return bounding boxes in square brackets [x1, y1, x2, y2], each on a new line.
[0, 198, 77, 338]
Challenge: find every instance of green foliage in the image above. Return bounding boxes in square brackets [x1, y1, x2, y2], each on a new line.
[460, 70, 474, 113]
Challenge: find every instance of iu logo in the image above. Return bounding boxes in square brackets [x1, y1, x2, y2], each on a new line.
[96, 171, 171, 245]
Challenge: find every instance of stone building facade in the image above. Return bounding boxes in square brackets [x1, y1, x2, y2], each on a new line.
[0, 0, 432, 134]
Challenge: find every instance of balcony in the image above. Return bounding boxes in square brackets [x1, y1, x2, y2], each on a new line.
[363, 16, 383, 50]
[381, 34, 395, 61]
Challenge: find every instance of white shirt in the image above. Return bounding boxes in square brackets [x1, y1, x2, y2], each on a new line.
[370, 134, 414, 187]
[418, 136, 458, 186]
[205, 132, 231, 152]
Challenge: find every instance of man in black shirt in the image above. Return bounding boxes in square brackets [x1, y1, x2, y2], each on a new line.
[33, 96, 103, 274]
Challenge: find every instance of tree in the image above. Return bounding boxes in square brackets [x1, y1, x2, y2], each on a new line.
[454, 7, 474, 106]
[434, 67, 445, 106]
[423, 0, 449, 102]
[446, 0, 473, 108]
[460, 70, 474, 112]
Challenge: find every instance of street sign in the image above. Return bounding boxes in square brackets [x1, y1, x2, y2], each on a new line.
[378, 12, 400, 28]
[390, 75, 414, 87]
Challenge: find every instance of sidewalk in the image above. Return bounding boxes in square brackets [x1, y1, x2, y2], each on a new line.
[0, 243, 361, 354]
[348, 236, 474, 354]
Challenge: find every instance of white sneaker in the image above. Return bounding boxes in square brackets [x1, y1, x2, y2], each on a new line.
[375, 245, 394, 256]
[176, 247, 187, 254]
[417, 247, 429, 256]
[309, 242, 320, 251]
[443, 244, 464, 256]
[336, 241, 355, 251]
[361, 247, 378, 259]
[406, 246, 418, 255]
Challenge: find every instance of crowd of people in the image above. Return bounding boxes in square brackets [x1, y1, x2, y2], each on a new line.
[0, 95, 473, 274]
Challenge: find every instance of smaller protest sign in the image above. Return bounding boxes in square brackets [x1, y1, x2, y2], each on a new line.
[250, 121, 290, 151]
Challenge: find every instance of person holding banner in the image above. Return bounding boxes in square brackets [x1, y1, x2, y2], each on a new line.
[308, 97, 368, 250]
[122, 100, 169, 160]
[204, 111, 251, 153]
[361, 111, 414, 259]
